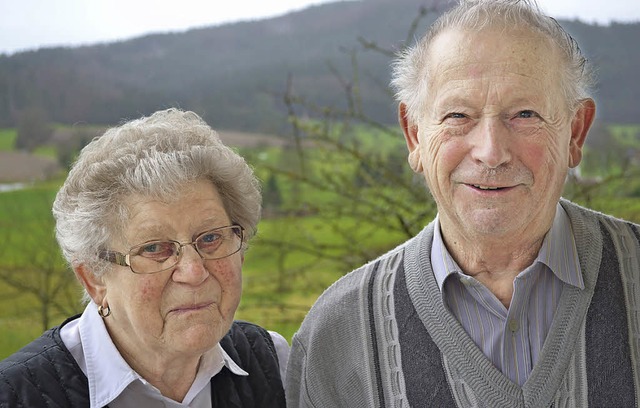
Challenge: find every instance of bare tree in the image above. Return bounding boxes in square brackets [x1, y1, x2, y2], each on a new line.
[240, 6, 441, 310]
[15, 107, 53, 152]
[0, 189, 82, 331]
[241, 2, 640, 334]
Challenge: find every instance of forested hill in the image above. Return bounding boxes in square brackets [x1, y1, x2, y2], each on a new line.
[0, 0, 638, 133]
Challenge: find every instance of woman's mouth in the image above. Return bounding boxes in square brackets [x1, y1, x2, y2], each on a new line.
[170, 301, 214, 314]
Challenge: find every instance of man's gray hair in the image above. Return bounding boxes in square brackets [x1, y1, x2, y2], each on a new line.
[53, 108, 261, 281]
[391, 0, 596, 124]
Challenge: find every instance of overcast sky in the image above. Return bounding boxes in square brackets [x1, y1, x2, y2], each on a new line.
[1, 0, 639, 55]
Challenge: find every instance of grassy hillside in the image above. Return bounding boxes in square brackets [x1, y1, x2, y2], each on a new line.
[0, 1, 638, 134]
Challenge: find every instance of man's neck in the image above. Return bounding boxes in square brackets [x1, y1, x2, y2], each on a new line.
[440, 225, 549, 309]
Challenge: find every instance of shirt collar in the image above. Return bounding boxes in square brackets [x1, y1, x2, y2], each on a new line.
[431, 203, 584, 291]
[78, 302, 248, 407]
[431, 214, 458, 292]
[538, 204, 585, 289]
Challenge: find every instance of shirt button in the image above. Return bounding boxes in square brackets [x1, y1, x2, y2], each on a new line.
[508, 319, 519, 333]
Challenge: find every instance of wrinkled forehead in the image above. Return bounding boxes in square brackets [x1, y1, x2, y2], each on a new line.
[423, 27, 564, 104]
[109, 180, 228, 245]
[427, 27, 560, 82]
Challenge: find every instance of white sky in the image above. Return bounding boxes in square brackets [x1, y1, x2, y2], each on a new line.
[1, 0, 639, 55]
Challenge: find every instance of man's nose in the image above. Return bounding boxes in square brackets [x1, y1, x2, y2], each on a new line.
[468, 117, 512, 168]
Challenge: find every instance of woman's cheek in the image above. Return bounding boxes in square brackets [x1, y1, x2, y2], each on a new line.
[138, 277, 160, 302]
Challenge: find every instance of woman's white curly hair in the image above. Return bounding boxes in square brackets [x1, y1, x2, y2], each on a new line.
[52, 108, 262, 288]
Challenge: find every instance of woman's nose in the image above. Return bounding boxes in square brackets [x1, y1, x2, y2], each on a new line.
[172, 244, 208, 285]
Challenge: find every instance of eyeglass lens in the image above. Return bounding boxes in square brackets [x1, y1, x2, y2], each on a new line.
[128, 226, 242, 273]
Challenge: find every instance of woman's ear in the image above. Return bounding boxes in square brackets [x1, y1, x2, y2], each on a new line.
[399, 103, 423, 173]
[73, 264, 107, 305]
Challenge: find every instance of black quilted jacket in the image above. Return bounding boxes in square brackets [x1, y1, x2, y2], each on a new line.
[0, 317, 286, 407]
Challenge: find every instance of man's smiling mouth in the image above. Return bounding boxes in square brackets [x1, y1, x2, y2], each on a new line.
[472, 184, 504, 190]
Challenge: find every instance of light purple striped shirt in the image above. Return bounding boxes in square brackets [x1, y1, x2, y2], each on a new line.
[431, 204, 584, 386]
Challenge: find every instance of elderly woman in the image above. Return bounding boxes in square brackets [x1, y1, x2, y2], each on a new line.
[0, 109, 287, 407]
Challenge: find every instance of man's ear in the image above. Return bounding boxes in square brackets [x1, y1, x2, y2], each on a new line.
[73, 264, 107, 305]
[569, 98, 596, 168]
[398, 103, 423, 173]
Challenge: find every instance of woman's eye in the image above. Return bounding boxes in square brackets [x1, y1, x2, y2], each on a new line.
[197, 232, 223, 253]
[137, 242, 174, 259]
[198, 232, 223, 248]
[199, 232, 221, 243]
[138, 242, 174, 256]
[141, 243, 162, 253]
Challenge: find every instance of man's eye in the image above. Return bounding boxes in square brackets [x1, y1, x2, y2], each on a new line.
[516, 110, 538, 119]
[445, 112, 466, 120]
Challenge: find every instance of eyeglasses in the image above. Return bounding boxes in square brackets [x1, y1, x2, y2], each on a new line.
[98, 225, 244, 274]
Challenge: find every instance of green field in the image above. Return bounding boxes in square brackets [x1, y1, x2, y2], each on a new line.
[0, 129, 16, 150]
[1, 122, 415, 358]
[1, 121, 639, 360]
[0, 184, 409, 359]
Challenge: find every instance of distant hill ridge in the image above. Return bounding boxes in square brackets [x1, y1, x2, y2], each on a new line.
[0, 0, 638, 135]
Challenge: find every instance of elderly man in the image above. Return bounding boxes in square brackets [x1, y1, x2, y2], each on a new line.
[286, 0, 640, 407]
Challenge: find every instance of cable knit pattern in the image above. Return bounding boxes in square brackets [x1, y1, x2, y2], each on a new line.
[372, 252, 407, 407]
[286, 200, 640, 407]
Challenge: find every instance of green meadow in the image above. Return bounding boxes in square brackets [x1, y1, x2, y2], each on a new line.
[0, 129, 17, 151]
[0, 181, 408, 358]
[0, 122, 418, 359]
[1, 122, 640, 360]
